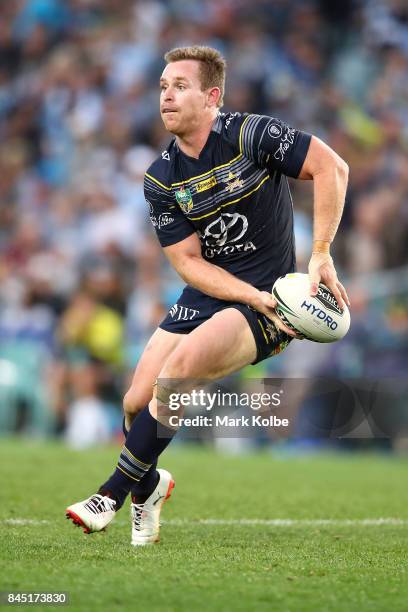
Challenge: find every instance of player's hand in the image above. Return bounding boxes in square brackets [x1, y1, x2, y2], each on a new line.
[251, 291, 303, 339]
[308, 253, 350, 310]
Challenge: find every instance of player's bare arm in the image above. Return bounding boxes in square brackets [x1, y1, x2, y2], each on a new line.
[298, 135, 350, 309]
[164, 233, 299, 338]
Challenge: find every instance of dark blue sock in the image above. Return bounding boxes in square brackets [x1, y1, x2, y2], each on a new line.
[99, 407, 175, 508]
[130, 463, 159, 502]
[122, 415, 159, 501]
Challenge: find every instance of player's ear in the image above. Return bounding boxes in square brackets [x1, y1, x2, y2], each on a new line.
[206, 87, 221, 108]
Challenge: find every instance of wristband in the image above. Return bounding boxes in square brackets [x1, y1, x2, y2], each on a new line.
[312, 240, 331, 255]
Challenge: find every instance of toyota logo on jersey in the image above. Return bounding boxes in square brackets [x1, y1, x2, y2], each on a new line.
[198, 213, 256, 257]
[199, 212, 247, 247]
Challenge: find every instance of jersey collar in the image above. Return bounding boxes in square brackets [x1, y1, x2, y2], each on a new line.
[174, 116, 222, 162]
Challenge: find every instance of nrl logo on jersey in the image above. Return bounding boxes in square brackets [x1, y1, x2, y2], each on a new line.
[224, 171, 243, 193]
[175, 187, 193, 213]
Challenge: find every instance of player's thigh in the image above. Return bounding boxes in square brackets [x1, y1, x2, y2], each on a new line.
[124, 327, 185, 412]
[160, 307, 257, 381]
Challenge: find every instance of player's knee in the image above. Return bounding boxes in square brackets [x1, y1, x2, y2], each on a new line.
[123, 388, 145, 418]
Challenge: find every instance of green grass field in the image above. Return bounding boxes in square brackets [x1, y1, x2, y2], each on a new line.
[1, 439, 408, 611]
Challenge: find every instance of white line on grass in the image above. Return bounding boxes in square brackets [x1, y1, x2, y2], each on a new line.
[3, 518, 407, 527]
[166, 518, 408, 527]
[4, 519, 50, 525]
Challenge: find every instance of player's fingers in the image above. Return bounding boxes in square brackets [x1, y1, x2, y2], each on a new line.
[309, 269, 320, 297]
[274, 319, 297, 338]
[260, 292, 277, 309]
[326, 280, 345, 310]
[337, 281, 351, 307]
[262, 307, 293, 335]
[268, 311, 302, 339]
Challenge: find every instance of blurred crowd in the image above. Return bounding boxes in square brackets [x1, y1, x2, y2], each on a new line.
[0, 0, 407, 442]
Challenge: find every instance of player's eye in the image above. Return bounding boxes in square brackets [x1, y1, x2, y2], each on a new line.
[177, 84, 186, 90]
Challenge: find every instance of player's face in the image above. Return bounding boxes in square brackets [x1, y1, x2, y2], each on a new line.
[160, 60, 211, 137]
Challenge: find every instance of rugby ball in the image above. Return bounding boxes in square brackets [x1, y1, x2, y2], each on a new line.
[272, 273, 350, 343]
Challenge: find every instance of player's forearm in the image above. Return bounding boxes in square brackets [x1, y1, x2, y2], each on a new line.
[312, 157, 348, 253]
[174, 254, 260, 306]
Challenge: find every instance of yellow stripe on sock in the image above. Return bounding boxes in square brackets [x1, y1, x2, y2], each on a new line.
[122, 446, 151, 469]
[117, 465, 140, 482]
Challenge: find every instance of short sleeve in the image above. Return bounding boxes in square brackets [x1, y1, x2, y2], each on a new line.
[224, 112, 311, 178]
[144, 173, 196, 247]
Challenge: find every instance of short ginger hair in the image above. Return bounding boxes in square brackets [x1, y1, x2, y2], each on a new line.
[164, 45, 226, 108]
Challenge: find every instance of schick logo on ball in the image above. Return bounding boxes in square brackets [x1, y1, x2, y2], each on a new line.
[315, 286, 342, 314]
[301, 301, 338, 330]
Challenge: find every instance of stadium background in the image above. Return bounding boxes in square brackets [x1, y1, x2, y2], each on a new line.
[0, 0, 407, 447]
[1, 2, 408, 611]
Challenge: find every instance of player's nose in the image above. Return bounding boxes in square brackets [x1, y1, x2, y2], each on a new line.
[163, 88, 175, 101]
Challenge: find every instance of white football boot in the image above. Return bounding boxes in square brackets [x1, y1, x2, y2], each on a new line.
[131, 468, 175, 546]
[65, 494, 116, 534]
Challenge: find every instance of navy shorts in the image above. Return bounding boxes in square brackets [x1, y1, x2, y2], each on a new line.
[159, 286, 292, 365]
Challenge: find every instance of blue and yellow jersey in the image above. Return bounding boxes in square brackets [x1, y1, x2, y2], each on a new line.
[144, 112, 311, 291]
